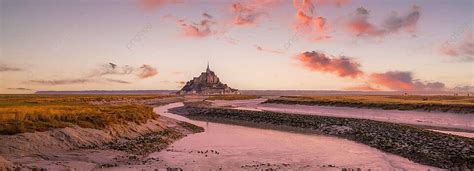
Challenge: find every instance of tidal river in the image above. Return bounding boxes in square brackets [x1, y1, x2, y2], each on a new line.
[150, 103, 439, 170]
[211, 99, 474, 137]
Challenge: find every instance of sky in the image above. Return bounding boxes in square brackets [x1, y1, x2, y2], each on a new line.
[0, 0, 473, 94]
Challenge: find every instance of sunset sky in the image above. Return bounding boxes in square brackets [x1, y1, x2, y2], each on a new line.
[1, 0, 473, 93]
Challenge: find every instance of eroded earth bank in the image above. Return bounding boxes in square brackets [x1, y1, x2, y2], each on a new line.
[0, 96, 203, 170]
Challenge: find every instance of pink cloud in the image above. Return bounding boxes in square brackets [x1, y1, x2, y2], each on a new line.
[293, 0, 331, 41]
[90, 63, 158, 79]
[231, 3, 265, 26]
[368, 71, 446, 91]
[230, 0, 285, 26]
[293, 0, 315, 14]
[136, 65, 158, 79]
[255, 45, 284, 54]
[179, 13, 217, 38]
[138, 0, 181, 11]
[315, 0, 350, 7]
[296, 51, 364, 78]
[347, 7, 383, 37]
[369, 71, 415, 90]
[346, 5, 421, 37]
[345, 85, 379, 91]
[441, 30, 473, 61]
[0, 64, 22, 72]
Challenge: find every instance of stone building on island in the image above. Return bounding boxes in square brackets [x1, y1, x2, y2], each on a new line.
[177, 64, 240, 95]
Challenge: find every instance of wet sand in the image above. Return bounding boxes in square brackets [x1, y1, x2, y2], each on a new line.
[143, 103, 440, 170]
[211, 99, 474, 134]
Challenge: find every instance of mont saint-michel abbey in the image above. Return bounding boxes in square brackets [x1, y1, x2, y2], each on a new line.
[177, 64, 240, 95]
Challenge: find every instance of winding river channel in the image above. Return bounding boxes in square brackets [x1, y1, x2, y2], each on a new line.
[211, 99, 474, 137]
[149, 102, 440, 170]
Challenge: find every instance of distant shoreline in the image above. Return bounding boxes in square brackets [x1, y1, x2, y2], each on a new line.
[34, 90, 178, 94]
[32, 90, 472, 96]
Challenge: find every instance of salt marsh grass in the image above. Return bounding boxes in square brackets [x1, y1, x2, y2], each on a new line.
[0, 94, 173, 135]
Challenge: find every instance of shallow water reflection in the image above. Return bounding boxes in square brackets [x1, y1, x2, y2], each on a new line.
[151, 103, 439, 170]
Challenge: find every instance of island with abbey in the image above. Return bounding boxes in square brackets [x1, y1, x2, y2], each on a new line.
[177, 64, 240, 95]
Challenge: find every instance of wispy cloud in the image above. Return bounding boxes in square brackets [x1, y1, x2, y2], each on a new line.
[230, 0, 286, 26]
[178, 13, 217, 38]
[314, 0, 350, 7]
[89, 63, 158, 79]
[293, 0, 331, 41]
[368, 71, 446, 91]
[136, 64, 158, 79]
[7, 87, 32, 91]
[231, 2, 266, 26]
[295, 50, 455, 92]
[27, 63, 158, 86]
[346, 5, 420, 37]
[413, 81, 446, 91]
[89, 63, 134, 77]
[346, 7, 382, 37]
[345, 84, 378, 91]
[0, 64, 22, 72]
[160, 80, 186, 85]
[138, 0, 181, 11]
[441, 30, 473, 61]
[452, 85, 474, 92]
[29, 79, 91, 85]
[28, 77, 133, 86]
[290, 0, 351, 42]
[368, 71, 414, 90]
[296, 51, 364, 78]
[255, 45, 284, 54]
[104, 78, 132, 84]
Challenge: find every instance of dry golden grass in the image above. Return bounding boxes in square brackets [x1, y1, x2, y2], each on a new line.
[265, 95, 474, 113]
[0, 94, 173, 135]
[205, 95, 260, 101]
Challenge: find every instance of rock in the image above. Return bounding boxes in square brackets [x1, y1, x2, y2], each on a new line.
[177, 64, 240, 95]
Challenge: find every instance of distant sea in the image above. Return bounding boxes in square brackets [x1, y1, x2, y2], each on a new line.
[35, 90, 177, 95]
[35, 90, 468, 96]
